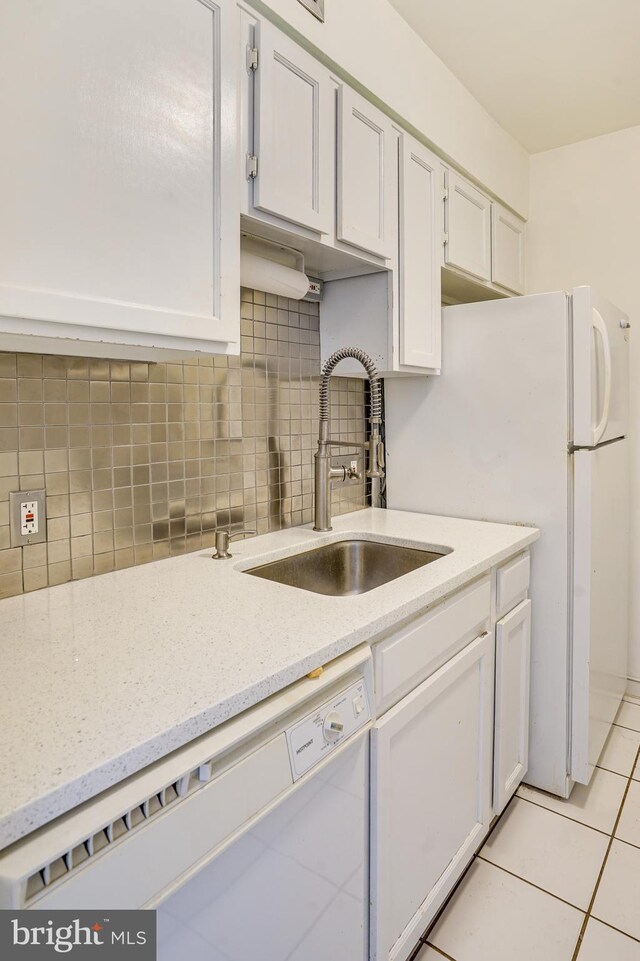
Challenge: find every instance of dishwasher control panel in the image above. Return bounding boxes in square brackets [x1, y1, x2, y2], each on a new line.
[285, 677, 371, 780]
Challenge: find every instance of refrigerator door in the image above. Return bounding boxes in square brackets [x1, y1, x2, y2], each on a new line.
[386, 291, 572, 797]
[572, 286, 629, 447]
[571, 440, 629, 784]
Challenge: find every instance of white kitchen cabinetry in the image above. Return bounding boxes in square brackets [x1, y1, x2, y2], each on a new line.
[0, 0, 239, 360]
[242, 12, 396, 273]
[442, 168, 526, 302]
[397, 134, 442, 369]
[336, 87, 395, 259]
[371, 632, 494, 961]
[492, 202, 526, 294]
[369, 553, 532, 961]
[249, 19, 333, 234]
[373, 575, 490, 715]
[321, 130, 441, 375]
[444, 169, 492, 282]
[494, 599, 532, 814]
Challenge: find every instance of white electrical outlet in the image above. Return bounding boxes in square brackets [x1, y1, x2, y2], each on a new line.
[10, 489, 47, 547]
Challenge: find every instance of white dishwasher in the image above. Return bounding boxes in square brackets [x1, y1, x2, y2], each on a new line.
[0, 646, 373, 961]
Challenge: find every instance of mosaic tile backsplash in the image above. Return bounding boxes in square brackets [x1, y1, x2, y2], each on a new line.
[0, 289, 368, 599]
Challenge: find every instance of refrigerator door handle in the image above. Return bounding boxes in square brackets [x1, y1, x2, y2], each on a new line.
[592, 308, 612, 445]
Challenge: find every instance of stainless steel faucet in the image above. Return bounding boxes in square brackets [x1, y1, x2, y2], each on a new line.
[314, 347, 384, 532]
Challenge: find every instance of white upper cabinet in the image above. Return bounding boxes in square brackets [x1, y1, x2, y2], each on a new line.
[337, 86, 395, 259]
[322, 131, 441, 376]
[0, 0, 240, 359]
[250, 20, 333, 234]
[444, 169, 492, 282]
[492, 202, 526, 294]
[398, 134, 442, 370]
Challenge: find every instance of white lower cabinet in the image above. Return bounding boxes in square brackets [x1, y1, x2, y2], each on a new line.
[493, 599, 532, 814]
[370, 632, 495, 961]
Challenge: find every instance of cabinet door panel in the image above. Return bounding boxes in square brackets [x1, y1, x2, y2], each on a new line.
[445, 171, 491, 281]
[253, 21, 332, 234]
[374, 574, 490, 714]
[494, 600, 531, 814]
[492, 203, 525, 294]
[496, 551, 530, 619]
[0, 0, 238, 347]
[337, 86, 394, 258]
[371, 633, 494, 961]
[398, 135, 442, 369]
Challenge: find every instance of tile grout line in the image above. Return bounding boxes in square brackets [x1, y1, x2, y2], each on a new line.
[474, 854, 590, 913]
[419, 795, 521, 955]
[415, 942, 456, 961]
[610, 721, 640, 735]
[424, 848, 640, 956]
[418, 718, 639, 961]
[597, 762, 639, 781]
[516, 792, 616, 837]
[609, 833, 640, 854]
[570, 742, 640, 960]
[590, 916, 640, 946]
[426, 946, 456, 961]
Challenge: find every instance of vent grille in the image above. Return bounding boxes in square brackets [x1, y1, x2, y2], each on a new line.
[24, 767, 206, 904]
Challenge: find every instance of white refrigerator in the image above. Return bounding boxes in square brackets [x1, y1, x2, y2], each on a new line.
[385, 287, 630, 798]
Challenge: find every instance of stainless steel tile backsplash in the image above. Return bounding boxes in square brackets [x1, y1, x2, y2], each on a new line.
[0, 289, 368, 599]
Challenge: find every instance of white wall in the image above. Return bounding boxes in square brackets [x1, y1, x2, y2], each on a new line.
[527, 124, 640, 680]
[249, 0, 529, 216]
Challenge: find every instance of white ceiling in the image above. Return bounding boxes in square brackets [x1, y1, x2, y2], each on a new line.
[387, 0, 640, 153]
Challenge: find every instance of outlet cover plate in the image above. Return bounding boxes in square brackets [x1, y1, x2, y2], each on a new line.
[9, 489, 47, 547]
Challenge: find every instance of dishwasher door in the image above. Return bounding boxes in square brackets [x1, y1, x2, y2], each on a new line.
[156, 734, 369, 961]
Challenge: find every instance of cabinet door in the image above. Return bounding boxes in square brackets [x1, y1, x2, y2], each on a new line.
[370, 633, 494, 961]
[252, 20, 332, 234]
[337, 86, 394, 258]
[444, 170, 491, 282]
[0, 0, 239, 352]
[492, 203, 525, 294]
[398, 135, 442, 370]
[494, 600, 531, 814]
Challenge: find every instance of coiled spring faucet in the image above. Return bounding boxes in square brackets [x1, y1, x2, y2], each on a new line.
[314, 347, 384, 532]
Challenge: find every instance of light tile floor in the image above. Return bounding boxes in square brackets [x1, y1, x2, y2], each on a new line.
[413, 694, 640, 961]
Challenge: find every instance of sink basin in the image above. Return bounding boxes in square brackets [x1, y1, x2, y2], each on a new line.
[245, 538, 449, 597]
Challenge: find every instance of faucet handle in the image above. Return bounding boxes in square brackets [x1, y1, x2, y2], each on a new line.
[366, 436, 385, 479]
[212, 528, 257, 560]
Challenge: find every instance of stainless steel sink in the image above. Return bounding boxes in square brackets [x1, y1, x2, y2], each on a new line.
[245, 538, 449, 597]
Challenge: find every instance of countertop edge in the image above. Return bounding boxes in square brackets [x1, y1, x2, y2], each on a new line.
[0, 513, 539, 850]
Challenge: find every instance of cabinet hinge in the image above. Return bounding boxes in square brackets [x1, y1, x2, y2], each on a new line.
[442, 186, 449, 201]
[442, 232, 449, 246]
[246, 155, 258, 180]
[247, 46, 259, 72]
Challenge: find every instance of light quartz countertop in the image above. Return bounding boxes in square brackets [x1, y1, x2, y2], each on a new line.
[0, 508, 538, 850]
